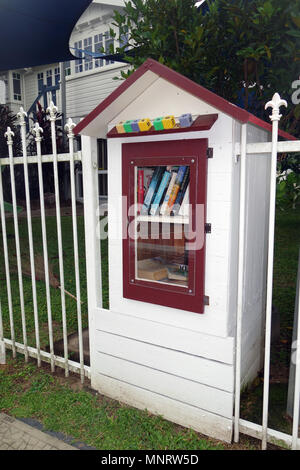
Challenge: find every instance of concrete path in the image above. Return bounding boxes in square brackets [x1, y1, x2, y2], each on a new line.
[0, 413, 77, 450]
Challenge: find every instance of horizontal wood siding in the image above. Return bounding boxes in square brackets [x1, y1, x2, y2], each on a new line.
[66, 67, 128, 120]
[92, 374, 233, 442]
[95, 330, 234, 392]
[91, 308, 234, 440]
[95, 308, 235, 364]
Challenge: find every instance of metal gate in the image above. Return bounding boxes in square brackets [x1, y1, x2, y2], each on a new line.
[234, 93, 300, 450]
[0, 102, 89, 384]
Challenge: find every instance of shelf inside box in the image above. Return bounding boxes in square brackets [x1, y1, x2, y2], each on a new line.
[137, 214, 189, 224]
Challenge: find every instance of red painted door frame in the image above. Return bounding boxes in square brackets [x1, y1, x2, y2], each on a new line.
[122, 138, 208, 314]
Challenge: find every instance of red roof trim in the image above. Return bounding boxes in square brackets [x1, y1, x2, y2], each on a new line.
[74, 58, 296, 141]
[107, 114, 218, 139]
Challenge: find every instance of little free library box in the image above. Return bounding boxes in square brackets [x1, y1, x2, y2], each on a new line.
[74, 59, 292, 442]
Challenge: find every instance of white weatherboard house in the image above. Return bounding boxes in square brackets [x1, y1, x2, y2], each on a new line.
[74, 58, 294, 442]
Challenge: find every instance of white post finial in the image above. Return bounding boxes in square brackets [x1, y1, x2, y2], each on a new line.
[46, 101, 58, 122]
[32, 122, 43, 142]
[17, 107, 28, 126]
[265, 93, 287, 122]
[65, 118, 76, 139]
[4, 127, 15, 145]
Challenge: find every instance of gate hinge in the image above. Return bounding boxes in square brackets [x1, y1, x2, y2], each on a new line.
[205, 223, 211, 234]
[207, 148, 213, 159]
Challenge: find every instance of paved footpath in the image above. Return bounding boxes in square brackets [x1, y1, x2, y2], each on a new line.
[0, 413, 77, 450]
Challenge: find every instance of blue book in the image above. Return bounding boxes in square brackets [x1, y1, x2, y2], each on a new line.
[140, 167, 165, 215]
[149, 170, 171, 215]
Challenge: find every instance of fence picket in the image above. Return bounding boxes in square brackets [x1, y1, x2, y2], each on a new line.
[33, 122, 55, 372]
[0, 155, 16, 358]
[47, 101, 69, 377]
[66, 118, 85, 384]
[18, 109, 41, 367]
[6, 127, 28, 361]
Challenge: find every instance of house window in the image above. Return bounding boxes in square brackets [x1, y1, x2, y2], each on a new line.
[46, 69, 53, 86]
[120, 27, 129, 51]
[105, 32, 114, 65]
[74, 41, 83, 73]
[37, 72, 44, 93]
[65, 61, 71, 76]
[12, 72, 22, 101]
[94, 34, 104, 68]
[54, 67, 60, 84]
[84, 37, 93, 71]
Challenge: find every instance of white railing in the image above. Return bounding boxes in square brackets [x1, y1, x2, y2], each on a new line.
[0, 103, 89, 383]
[234, 93, 300, 450]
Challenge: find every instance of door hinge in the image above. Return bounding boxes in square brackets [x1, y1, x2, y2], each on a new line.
[207, 148, 213, 158]
[205, 223, 211, 234]
[204, 295, 210, 306]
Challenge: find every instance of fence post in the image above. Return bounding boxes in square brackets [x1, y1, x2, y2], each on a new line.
[261, 93, 287, 450]
[81, 135, 102, 386]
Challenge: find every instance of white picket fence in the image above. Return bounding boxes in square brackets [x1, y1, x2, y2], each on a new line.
[0, 102, 89, 384]
[234, 93, 300, 450]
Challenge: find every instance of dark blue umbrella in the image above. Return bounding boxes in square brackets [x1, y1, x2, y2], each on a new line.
[0, 0, 93, 71]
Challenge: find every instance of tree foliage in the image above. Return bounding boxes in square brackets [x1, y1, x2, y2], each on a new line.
[112, 0, 300, 135]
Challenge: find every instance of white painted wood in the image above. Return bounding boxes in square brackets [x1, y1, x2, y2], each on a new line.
[234, 123, 247, 442]
[95, 352, 233, 417]
[3, 338, 91, 379]
[137, 214, 189, 225]
[47, 101, 69, 377]
[95, 308, 234, 364]
[0, 152, 82, 166]
[6, 127, 28, 361]
[262, 94, 287, 450]
[0, 160, 16, 358]
[93, 373, 233, 442]
[236, 140, 300, 155]
[81, 135, 102, 387]
[33, 122, 55, 372]
[66, 118, 85, 384]
[18, 108, 41, 367]
[95, 330, 234, 392]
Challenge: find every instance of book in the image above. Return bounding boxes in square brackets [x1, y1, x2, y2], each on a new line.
[178, 184, 189, 217]
[137, 169, 144, 210]
[159, 172, 177, 215]
[137, 258, 168, 281]
[167, 265, 189, 281]
[165, 166, 187, 215]
[149, 170, 171, 215]
[141, 167, 165, 215]
[171, 167, 190, 215]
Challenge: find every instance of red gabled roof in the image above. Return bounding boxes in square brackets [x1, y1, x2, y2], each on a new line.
[74, 58, 296, 140]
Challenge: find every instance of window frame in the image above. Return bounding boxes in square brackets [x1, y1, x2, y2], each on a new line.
[122, 138, 208, 314]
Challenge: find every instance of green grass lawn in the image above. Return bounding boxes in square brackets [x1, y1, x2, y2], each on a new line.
[0, 214, 108, 350]
[0, 355, 224, 450]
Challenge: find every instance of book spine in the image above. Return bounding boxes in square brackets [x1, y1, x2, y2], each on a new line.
[178, 184, 189, 217]
[137, 169, 144, 210]
[165, 166, 187, 214]
[149, 170, 171, 215]
[141, 167, 164, 215]
[172, 167, 190, 215]
[159, 172, 177, 215]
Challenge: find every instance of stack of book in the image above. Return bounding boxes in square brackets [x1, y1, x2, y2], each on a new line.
[138, 165, 190, 217]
